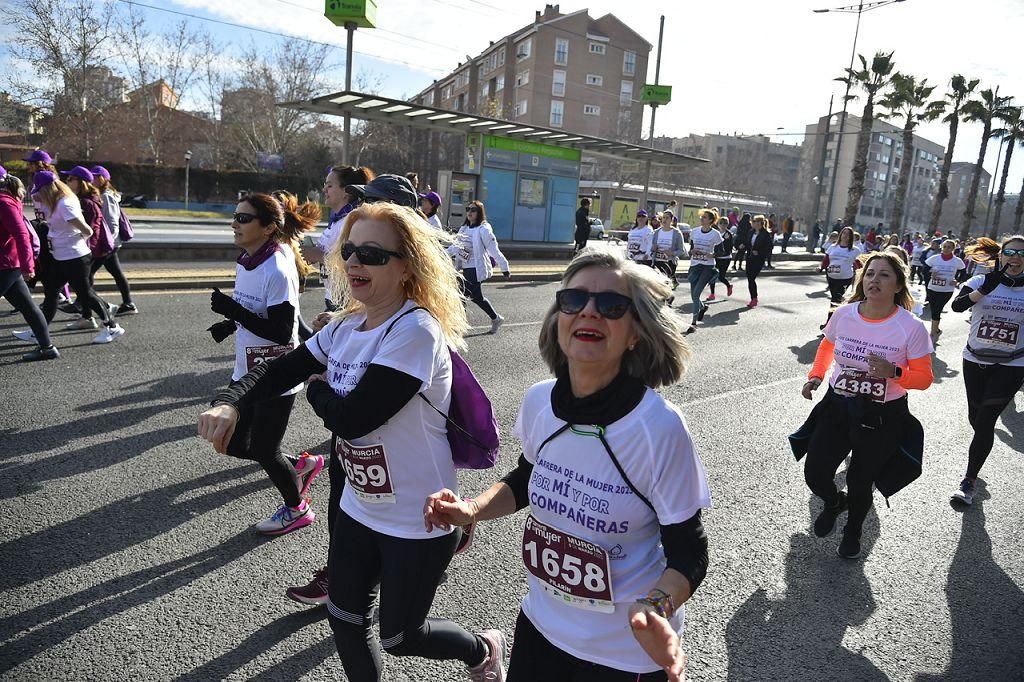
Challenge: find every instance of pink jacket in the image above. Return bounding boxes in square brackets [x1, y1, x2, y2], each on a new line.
[0, 191, 34, 275]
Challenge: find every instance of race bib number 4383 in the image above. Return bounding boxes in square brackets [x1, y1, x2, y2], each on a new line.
[336, 439, 395, 503]
[833, 367, 886, 402]
[522, 514, 613, 613]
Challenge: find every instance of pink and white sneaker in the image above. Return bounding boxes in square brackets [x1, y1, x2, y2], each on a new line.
[255, 500, 314, 536]
[706, 294, 717, 301]
[468, 629, 507, 681]
[294, 452, 325, 498]
[286, 565, 329, 605]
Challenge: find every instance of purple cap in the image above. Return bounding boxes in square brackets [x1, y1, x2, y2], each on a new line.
[90, 165, 111, 180]
[0, 165, 6, 178]
[23, 149, 52, 164]
[31, 170, 57, 195]
[637, 209, 649, 217]
[419, 191, 442, 207]
[61, 165, 94, 183]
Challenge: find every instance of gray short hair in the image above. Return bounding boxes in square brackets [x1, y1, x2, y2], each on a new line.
[0, 174, 25, 200]
[538, 244, 692, 388]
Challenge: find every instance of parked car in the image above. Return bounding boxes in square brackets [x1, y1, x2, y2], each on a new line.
[774, 231, 807, 246]
[588, 217, 605, 240]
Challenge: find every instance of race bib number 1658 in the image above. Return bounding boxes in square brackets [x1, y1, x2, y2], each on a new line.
[522, 514, 614, 613]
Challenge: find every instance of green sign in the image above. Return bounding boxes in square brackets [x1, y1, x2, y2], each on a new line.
[484, 135, 581, 162]
[641, 84, 672, 105]
[325, 0, 377, 28]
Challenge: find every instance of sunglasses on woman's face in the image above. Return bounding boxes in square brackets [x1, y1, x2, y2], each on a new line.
[1003, 248, 1024, 257]
[233, 212, 258, 224]
[341, 242, 403, 266]
[555, 288, 632, 319]
[466, 207, 479, 213]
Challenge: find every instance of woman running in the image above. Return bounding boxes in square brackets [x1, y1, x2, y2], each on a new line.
[910, 236, 929, 285]
[626, 210, 655, 267]
[449, 199, 510, 334]
[0, 169, 59, 361]
[419, 191, 444, 230]
[949, 235, 1024, 506]
[924, 239, 967, 345]
[650, 212, 685, 289]
[743, 214, 773, 308]
[820, 226, 859, 330]
[203, 192, 323, 535]
[11, 171, 124, 344]
[64, 166, 114, 328]
[795, 250, 933, 559]
[426, 245, 710, 682]
[89, 166, 137, 316]
[200, 202, 505, 681]
[685, 209, 724, 333]
[708, 216, 734, 300]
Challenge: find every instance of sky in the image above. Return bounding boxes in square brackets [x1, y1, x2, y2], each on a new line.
[3, 0, 1023, 193]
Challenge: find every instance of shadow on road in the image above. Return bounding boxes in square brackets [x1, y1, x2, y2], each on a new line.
[994, 397, 1023, 454]
[930, 353, 959, 385]
[76, 370, 227, 412]
[788, 338, 820, 366]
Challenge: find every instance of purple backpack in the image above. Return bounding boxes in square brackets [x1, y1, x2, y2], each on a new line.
[117, 210, 134, 242]
[385, 307, 500, 469]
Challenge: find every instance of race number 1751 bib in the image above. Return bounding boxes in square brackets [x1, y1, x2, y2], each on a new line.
[336, 438, 395, 503]
[522, 514, 614, 613]
[833, 367, 887, 402]
[977, 319, 1020, 348]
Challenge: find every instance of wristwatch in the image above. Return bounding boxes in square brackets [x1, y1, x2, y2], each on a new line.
[892, 365, 903, 380]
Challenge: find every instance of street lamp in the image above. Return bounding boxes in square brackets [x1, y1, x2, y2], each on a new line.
[814, 0, 907, 226]
[184, 149, 192, 212]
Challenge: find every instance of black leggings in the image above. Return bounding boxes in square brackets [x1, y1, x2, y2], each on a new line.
[827, 276, 854, 305]
[709, 257, 731, 294]
[460, 268, 497, 320]
[963, 359, 1024, 479]
[746, 258, 765, 300]
[926, 289, 954, 321]
[88, 250, 133, 305]
[1, 268, 52, 348]
[42, 255, 111, 325]
[226, 392, 301, 507]
[732, 248, 746, 270]
[507, 610, 667, 681]
[326, 509, 485, 681]
[803, 389, 910, 536]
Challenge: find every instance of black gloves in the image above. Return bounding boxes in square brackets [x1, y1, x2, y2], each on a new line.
[978, 263, 1010, 295]
[207, 319, 236, 343]
[211, 287, 242, 318]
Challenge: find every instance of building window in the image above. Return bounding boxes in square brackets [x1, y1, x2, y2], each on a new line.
[552, 69, 566, 97]
[516, 70, 530, 87]
[554, 38, 569, 65]
[589, 42, 606, 55]
[585, 74, 603, 86]
[623, 50, 636, 75]
[423, 91, 434, 106]
[441, 83, 453, 100]
[619, 80, 633, 106]
[455, 70, 469, 89]
[550, 100, 564, 127]
[495, 74, 504, 92]
[516, 38, 532, 60]
[514, 99, 528, 117]
[481, 81, 490, 98]
[498, 46, 505, 67]
[584, 104, 600, 116]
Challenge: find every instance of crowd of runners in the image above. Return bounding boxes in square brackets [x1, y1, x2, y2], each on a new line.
[4, 151, 1023, 681]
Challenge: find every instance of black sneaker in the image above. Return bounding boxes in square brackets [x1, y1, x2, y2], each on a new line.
[813, 492, 848, 537]
[697, 303, 709, 322]
[115, 303, 139, 316]
[837, 527, 862, 559]
[58, 301, 80, 315]
[23, 345, 60, 362]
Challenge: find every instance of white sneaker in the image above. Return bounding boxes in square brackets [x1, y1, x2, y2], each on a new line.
[12, 329, 38, 342]
[951, 478, 975, 505]
[66, 317, 99, 331]
[92, 324, 125, 344]
[489, 315, 505, 334]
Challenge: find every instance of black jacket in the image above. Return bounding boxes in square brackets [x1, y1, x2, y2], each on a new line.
[744, 230, 773, 261]
[574, 206, 590, 238]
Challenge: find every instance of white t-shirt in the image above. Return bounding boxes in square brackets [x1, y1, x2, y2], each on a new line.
[653, 229, 676, 262]
[912, 244, 928, 265]
[626, 226, 653, 262]
[689, 228, 723, 267]
[305, 300, 457, 539]
[963, 275, 1024, 367]
[426, 213, 444, 231]
[823, 303, 933, 402]
[925, 254, 966, 293]
[316, 215, 346, 255]
[825, 244, 859, 280]
[231, 245, 301, 395]
[453, 229, 474, 266]
[42, 196, 91, 261]
[514, 381, 712, 674]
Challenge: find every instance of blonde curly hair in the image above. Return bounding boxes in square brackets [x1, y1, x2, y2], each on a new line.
[324, 203, 468, 352]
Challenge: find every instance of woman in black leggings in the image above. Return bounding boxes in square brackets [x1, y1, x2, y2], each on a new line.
[743, 215, 772, 307]
[732, 213, 751, 271]
[708, 217, 734, 300]
[90, 166, 137, 315]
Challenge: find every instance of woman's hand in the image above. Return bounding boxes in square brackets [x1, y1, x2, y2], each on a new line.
[802, 377, 822, 400]
[423, 488, 475, 532]
[866, 353, 894, 379]
[198, 404, 240, 454]
[629, 603, 686, 681]
[311, 312, 333, 332]
[301, 244, 323, 264]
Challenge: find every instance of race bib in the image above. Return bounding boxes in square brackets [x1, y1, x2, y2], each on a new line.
[977, 319, 1020, 348]
[245, 344, 292, 371]
[930, 275, 947, 288]
[691, 250, 709, 261]
[627, 241, 641, 256]
[522, 514, 613, 613]
[833, 367, 886, 402]
[336, 438, 395, 503]
[827, 264, 841, 276]
[655, 248, 672, 262]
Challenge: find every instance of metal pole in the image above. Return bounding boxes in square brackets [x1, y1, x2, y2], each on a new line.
[983, 134, 1005, 235]
[812, 95, 835, 225]
[823, 0, 864, 227]
[343, 21, 356, 165]
[184, 161, 190, 211]
[641, 15, 665, 214]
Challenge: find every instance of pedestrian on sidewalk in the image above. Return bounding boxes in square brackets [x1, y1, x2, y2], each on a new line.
[765, 213, 778, 269]
[89, 166, 137, 316]
[574, 197, 591, 254]
[781, 215, 795, 253]
[742, 215, 773, 308]
[449, 199, 511, 334]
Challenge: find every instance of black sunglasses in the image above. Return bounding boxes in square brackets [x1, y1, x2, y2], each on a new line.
[233, 212, 258, 224]
[555, 288, 632, 319]
[341, 242, 403, 266]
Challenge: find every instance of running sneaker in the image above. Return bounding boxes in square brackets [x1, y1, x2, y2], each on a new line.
[836, 527, 862, 559]
[468, 629, 507, 681]
[684, 325, 697, 335]
[746, 298, 759, 308]
[294, 452, 325, 498]
[489, 314, 505, 334]
[813, 492, 848, 537]
[255, 500, 315, 536]
[23, 345, 59, 362]
[12, 329, 38, 342]
[706, 293, 717, 302]
[92, 324, 125, 344]
[286, 566, 329, 605]
[951, 478, 975, 506]
[58, 301, 80, 315]
[727, 284, 734, 297]
[66, 317, 98, 330]
[116, 303, 139, 316]
[697, 303, 709, 321]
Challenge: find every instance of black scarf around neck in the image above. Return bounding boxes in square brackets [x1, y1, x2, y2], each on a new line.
[550, 366, 647, 427]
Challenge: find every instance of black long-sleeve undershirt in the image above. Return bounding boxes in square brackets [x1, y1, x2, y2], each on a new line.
[951, 286, 978, 313]
[228, 301, 296, 346]
[213, 344, 422, 440]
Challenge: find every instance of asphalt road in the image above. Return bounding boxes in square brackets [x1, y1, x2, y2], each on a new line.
[1, 274, 1022, 681]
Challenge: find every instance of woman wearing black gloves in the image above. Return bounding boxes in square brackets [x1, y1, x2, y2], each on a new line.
[200, 203, 506, 681]
[426, 246, 711, 681]
[204, 192, 322, 536]
[949, 235, 1024, 506]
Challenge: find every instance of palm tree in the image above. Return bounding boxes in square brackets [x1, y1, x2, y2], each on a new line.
[837, 51, 897, 227]
[961, 86, 1016, 236]
[991, 106, 1023, 233]
[929, 75, 979, 229]
[1015, 172, 1024, 232]
[878, 74, 944, 232]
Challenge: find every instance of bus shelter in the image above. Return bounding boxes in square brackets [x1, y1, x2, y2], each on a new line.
[279, 90, 706, 243]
